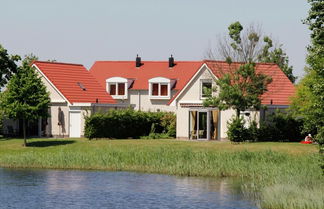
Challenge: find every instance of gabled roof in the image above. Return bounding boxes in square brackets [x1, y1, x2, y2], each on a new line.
[90, 61, 204, 91]
[82, 59, 292, 106]
[205, 60, 295, 105]
[33, 61, 116, 105]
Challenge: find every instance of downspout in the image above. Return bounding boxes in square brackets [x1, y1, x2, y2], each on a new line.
[138, 91, 141, 111]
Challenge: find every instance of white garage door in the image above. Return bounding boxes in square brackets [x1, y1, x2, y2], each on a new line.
[69, 111, 81, 138]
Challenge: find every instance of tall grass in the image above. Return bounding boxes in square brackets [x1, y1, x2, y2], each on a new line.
[0, 138, 323, 209]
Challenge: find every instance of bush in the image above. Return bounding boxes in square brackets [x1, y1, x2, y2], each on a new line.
[160, 113, 176, 137]
[84, 109, 176, 139]
[258, 111, 303, 142]
[227, 117, 249, 142]
[227, 111, 304, 142]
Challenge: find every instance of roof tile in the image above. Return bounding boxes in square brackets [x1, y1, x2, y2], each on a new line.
[33, 61, 116, 104]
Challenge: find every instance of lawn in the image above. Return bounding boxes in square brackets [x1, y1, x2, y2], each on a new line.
[0, 138, 323, 209]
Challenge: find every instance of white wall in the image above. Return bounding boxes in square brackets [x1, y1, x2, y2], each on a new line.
[112, 90, 177, 112]
[47, 104, 69, 137]
[175, 66, 216, 139]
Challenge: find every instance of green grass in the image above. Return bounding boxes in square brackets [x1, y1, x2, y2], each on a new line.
[0, 138, 323, 209]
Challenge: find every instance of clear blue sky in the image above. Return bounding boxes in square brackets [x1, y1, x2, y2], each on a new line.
[1, 0, 310, 79]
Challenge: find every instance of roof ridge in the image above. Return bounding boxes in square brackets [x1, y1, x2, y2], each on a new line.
[33, 60, 84, 67]
[203, 59, 278, 66]
[94, 60, 203, 63]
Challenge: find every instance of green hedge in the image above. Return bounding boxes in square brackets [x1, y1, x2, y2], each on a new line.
[84, 109, 176, 139]
[226, 111, 304, 143]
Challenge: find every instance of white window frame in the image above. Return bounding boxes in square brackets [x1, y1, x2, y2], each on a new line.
[200, 79, 212, 99]
[106, 77, 128, 99]
[148, 77, 171, 99]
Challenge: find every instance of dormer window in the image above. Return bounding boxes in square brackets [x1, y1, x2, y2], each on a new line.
[149, 77, 172, 99]
[106, 77, 129, 99]
[109, 83, 125, 95]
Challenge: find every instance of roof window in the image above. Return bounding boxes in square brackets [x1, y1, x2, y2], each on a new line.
[77, 82, 86, 91]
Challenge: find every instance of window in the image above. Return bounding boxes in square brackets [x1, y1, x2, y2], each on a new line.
[160, 84, 168, 96]
[106, 77, 129, 99]
[201, 80, 212, 98]
[149, 77, 171, 99]
[152, 83, 159, 96]
[150, 83, 169, 97]
[118, 83, 125, 95]
[109, 84, 116, 95]
[108, 82, 125, 96]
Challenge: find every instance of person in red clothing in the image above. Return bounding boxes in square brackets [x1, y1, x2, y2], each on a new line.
[304, 134, 313, 142]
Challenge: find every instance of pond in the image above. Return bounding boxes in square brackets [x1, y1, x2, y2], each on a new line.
[0, 168, 257, 209]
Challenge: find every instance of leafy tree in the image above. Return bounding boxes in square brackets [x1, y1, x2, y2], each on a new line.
[1, 55, 50, 146]
[0, 44, 20, 89]
[206, 22, 296, 83]
[258, 37, 297, 83]
[204, 22, 272, 119]
[293, 0, 324, 147]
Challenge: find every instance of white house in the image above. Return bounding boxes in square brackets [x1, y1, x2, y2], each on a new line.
[90, 56, 295, 140]
[2, 57, 295, 139]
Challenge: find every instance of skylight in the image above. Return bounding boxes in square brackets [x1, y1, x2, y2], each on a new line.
[77, 82, 86, 91]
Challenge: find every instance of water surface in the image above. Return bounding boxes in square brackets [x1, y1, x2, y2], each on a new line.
[0, 168, 256, 209]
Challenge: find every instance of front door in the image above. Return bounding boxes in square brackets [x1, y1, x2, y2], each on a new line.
[198, 111, 208, 140]
[189, 109, 219, 140]
[69, 111, 81, 138]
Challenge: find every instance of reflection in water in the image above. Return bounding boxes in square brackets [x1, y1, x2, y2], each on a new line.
[0, 168, 257, 209]
[46, 170, 86, 192]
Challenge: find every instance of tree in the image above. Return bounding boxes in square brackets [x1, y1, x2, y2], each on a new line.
[206, 22, 296, 83]
[0, 44, 20, 89]
[1, 55, 50, 146]
[204, 22, 272, 119]
[293, 0, 324, 146]
[258, 37, 297, 83]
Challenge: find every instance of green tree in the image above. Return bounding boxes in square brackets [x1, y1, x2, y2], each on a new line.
[206, 22, 296, 83]
[258, 37, 297, 83]
[1, 55, 50, 146]
[0, 44, 20, 89]
[204, 22, 272, 119]
[293, 0, 324, 147]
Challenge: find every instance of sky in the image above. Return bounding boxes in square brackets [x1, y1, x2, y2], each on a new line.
[1, 0, 310, 79]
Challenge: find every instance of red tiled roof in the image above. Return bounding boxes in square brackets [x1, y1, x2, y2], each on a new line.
[205, 60, 295, 105]
[90, 60, 204, 90]
[47, 59, 296, 106]
[33, 61, 116, 104]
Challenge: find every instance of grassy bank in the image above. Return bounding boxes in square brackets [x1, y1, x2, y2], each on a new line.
[0, 138, 323, 209]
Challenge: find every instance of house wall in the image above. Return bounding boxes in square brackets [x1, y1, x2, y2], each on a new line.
[37, 70, 66, 103]
[2, 118, 19, 135]
[113, 90, 177, 112]
[47, 103, 69, 137]
[177, 67, 216, 102]
[175, 66, 216, 139]
[174, 65, 261, 140]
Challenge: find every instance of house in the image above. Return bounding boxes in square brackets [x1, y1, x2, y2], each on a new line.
[2, 56, 295, 139]
[3, 61, 122, 138]
[90, 56, 295, 140]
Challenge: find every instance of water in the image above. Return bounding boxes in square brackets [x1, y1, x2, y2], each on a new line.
[0, 168, 257, 209]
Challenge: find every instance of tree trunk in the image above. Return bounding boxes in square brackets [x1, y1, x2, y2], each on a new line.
[236, 109, 240, 119]
[23, 118, 27, 147]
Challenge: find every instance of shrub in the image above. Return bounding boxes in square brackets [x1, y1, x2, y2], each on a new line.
[258, 111, 303, 142]
[247, 121, 259, 142]
[160, 113, 176, 137]
[84, 109, 176, 139]
[227, 117, 248, 142]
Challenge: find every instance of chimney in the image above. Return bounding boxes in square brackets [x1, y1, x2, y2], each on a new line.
[136, 54, 141, 67]
[169, 55, 175, 68]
